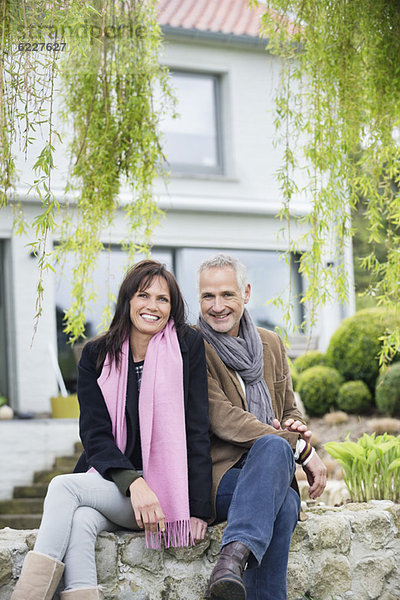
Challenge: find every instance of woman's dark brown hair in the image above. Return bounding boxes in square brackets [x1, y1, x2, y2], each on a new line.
[95, 259, 186, 370]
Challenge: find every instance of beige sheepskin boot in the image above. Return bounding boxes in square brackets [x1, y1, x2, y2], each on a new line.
[60, 588, 104, 599]
[11, 551, 65, 600]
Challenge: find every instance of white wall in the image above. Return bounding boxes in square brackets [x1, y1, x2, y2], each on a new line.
[1, 205, 59, 412]
[156, 37, 309, 211]
[0, 419, 79, 500]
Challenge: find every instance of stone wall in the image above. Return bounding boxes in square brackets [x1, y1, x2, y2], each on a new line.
[1, 501, 399, 600]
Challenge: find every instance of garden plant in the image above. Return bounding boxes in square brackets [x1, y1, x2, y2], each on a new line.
[337, 380, 372, 414]
[375, 363, 400, 417]
[297, 365, 343, 416]
[326, 308, 400, 391]
[325, 433, 400, 503]
[293, 350, 328, 374]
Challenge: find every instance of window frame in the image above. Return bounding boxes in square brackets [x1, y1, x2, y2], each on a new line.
[163, 70, 224, 176]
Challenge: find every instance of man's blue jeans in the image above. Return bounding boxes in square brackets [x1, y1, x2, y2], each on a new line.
[215, 435, 300, 600]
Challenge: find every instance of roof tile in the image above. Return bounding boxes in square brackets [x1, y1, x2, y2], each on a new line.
[157, 0, 265, 38]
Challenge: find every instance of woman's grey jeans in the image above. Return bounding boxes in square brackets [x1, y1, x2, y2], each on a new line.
[34, 472, 140, 590]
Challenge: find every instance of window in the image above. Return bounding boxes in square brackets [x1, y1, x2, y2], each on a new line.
[161, 71, 223, 174]
[175, 248, 304, 329]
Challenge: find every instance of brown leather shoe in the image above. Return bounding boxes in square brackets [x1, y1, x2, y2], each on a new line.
[208, 541, 250, 600]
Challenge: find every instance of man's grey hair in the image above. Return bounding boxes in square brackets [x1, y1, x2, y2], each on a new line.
[197, 254, 248, 296]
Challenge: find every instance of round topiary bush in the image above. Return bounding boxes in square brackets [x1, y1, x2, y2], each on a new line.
[297, 365, 343, 416]
[326, 308, 400, 392]
[337, 380, 372, 414]
[375, 363, 400, 417]
[293, 350, 329, 374]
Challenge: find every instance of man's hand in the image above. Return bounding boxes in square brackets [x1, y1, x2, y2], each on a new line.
[129, 478, 165, 533]
[283, 418, 312, 443]
[272, 417, 312, 443]
[272, 418, 282, 431]
[273, 419, 326, 499]
[302, 452, 327, 499]
[190, 516, 208, 542]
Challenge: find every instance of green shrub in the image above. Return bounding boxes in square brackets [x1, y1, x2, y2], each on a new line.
[297, 365, 343, 416]
[293, 350, 329, 373]
[337, 380, 372, 414]
[326, 308, 400, 392]
[375, 363, 400, 417]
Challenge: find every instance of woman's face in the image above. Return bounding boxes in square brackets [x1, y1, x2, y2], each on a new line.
[129, 275, 171, 338]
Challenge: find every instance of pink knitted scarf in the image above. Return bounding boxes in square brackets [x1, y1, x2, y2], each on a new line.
[97, 319, 193, 549]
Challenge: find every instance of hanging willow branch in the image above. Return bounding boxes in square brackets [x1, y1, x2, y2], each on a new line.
[255, 0, 400, 363]
[1, 0, 172, 342]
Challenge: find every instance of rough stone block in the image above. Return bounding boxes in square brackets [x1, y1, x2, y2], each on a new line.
[0, 528, 31, 552]
[95, 531, 118, 585]
[121, 535, 164, 574]
[116, 582, 150, 600]
[205, 523, 225, 563]
[306, 513, 351, 553]
[286, 557, 310, 598]
[0, 527, 33, 580]
[0, 550, 12, 587]
[161, 574, 208, 600]
[349, 510, 395, 550]
[386, 503, 400, 538]
[310, 555, 352, 598]
[353, 555, 395, 600]
[166, 537, 209, 562]
[289, 521, 308, 552]
[25, 531, 37, 550]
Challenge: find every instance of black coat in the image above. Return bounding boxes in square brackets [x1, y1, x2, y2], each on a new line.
[74, 326, 212, 520]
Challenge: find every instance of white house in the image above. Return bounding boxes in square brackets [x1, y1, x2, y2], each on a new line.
[0, 0, 355, 415]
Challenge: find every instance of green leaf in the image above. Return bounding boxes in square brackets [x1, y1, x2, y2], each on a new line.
[388, 458, 400, 472]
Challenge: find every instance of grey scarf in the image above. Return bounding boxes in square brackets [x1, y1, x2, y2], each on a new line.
[197, 309, 274, 425]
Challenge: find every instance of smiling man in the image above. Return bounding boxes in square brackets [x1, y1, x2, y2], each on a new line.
[197, 254, 326, 600]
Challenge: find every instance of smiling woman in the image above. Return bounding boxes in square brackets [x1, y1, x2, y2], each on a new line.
[11, 260, 212, 600]
[129, 277, 172, 357]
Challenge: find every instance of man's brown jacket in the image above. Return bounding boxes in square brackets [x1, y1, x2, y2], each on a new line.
[205, 327, 305, 521]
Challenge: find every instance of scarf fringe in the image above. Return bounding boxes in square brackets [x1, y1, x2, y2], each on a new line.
[145, 519, 194, 550]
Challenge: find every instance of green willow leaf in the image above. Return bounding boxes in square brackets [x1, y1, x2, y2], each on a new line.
[1, 0, 173, 342]
[259, 0, 400, 358]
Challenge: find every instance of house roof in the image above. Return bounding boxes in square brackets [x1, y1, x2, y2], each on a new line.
[157, 0, 265, 39]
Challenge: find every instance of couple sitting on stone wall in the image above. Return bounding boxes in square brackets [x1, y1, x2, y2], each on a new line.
[11, 254, 326, 600]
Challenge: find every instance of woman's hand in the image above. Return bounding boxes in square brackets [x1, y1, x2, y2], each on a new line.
[190, 516, 208, 542]
[129, 478, 165, 534]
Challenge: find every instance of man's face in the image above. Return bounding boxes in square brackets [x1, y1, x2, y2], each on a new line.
[199, 267, 250, 337]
